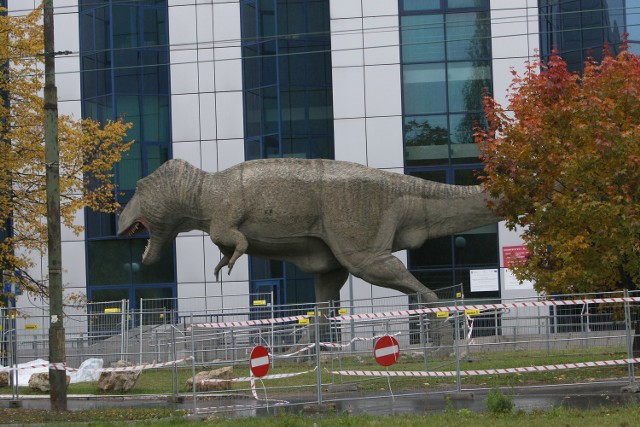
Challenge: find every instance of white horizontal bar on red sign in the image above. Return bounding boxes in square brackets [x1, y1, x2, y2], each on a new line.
[375, 345, 399, 359]
[250, 356, 269, 368]
[190, 314, 309, 329]
[332, 358, 640, 378]
[329, 297, 640, 322]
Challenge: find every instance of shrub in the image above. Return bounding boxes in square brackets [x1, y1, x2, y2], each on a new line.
[486, 387, 514, 414]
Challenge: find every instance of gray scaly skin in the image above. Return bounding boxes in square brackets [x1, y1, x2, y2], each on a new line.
[117, 158, 500, 304]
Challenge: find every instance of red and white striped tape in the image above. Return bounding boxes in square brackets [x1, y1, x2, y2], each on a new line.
[89, 357, 193, 373]
[332, 358, 640, 378]
[319, 331, 402, 349]
[272, 343, 316, 358]
[190, 314, 309, 329]
[271, 331, 403, 359]
[0, 362, 56, 373]
[188, 297, 638, 330]
[329, 297, 640, 322]
[37, 357, 192, 373]
[199, 367, 316, 385]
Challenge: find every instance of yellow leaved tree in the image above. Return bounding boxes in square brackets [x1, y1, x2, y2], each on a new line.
[1, 6, 132, 302]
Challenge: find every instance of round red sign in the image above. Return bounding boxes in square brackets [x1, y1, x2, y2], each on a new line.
[250, 345, 270, 377]
[373, 335, 400, 367]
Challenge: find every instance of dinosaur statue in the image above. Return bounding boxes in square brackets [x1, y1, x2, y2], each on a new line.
[117, 158, 500, 305]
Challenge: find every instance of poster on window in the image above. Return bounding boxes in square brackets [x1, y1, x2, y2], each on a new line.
[470, 269, 499, 292]
[502, 245, 535, 290]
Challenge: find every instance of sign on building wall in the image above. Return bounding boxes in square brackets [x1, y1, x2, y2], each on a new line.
[470, 269, 499, 292]
[502, 246, 535, 290]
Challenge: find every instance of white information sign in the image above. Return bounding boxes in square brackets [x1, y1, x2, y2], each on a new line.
[470, 269, 499, 292]
[504, 269, 535, 290]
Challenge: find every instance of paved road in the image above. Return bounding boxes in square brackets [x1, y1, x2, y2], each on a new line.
[2, 381, 639, 417]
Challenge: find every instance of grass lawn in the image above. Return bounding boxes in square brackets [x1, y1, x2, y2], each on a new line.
[1, 404, 639, 426]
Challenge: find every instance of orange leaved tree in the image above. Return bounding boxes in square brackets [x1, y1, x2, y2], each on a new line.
[1, 7, 132, 301]
[476, 47, 640, 295]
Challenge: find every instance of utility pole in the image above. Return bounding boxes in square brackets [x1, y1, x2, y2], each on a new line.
[43, 0, 67, 411]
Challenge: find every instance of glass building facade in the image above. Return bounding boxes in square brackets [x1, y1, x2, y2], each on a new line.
[240, 0, 334, 306]
[79, 1, 175, 309]
[539, 0, 629, 72]
[399, 0, 499, 300]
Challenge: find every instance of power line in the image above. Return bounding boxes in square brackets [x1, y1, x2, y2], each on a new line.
[4, 2, 638, 53]
[1, 10, 637, 77]
[0, 3, 636, 84]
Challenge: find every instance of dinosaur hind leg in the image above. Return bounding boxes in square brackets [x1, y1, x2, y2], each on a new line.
[314, 267, 349, 304]
[312, 267, 348, 343]
[343, 252, 438, 304]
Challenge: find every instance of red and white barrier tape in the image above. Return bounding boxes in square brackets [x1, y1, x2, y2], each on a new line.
[319, 331, 402, 349]
[0, 362, 55, 373]
[329, 297, 640, 322]
[89, 357, 194, 373]
[271, 331, 403, 359]
[10, 357, 193, 373]
[272, 343, 316, 358]
[332, 358, 640, 378]
[189, 315, 309, 330]
[199, 367, 317, 385]
[188, 297, 638, 330]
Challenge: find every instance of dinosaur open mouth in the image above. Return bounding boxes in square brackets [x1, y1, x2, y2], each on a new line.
[122, 220, 145, 236]
[121, 219, 152, 261]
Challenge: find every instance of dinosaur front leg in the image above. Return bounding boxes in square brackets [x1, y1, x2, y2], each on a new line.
[214, 254, 230, 282]
[209, 226, 249, 275]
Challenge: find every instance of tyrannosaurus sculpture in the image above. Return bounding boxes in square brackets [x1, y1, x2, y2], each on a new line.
[117, 158, 500, 304]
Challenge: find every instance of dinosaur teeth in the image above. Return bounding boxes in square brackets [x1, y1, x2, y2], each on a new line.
[126, 222, 143, 237]
[143, 239, 150, 259]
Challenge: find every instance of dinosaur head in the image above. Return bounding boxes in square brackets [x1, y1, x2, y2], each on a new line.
[117, 159, 203, 265]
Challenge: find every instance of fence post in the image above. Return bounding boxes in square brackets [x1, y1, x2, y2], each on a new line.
[455, 311, 461, 393]
[624, 289, 635, 384]
[190, 313, 197, 414]
[419, 313, 428, 372]
[120, 299, 126, 361]
[270, 291, 275, 368]
[8, 306, 19, 403]
[314, 304, 322, 405]
[139, 299, 144, 365]
[171, 315, 178, 397]
[546, 313, 551, 356]
[349, 275, 355, 354]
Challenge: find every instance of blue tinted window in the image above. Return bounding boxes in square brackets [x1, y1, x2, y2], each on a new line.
[539, 0, 628, 73]
[87, 240, 174, 286]
[402, 0, 441, 12]
[80, 1, 174, 305]
[446, 12, 490, 61]
[447, 61, 491, 112]
[242, 0, 333, 161]
[447, 0, 485, 8]
[404, 115, 449, 166]
[401, 15, 445, 62]
[118, 142, 143, 191]
[400, 0, 497, 295]
[403, 63, 447, 115]
[242, 0, 334, 306]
